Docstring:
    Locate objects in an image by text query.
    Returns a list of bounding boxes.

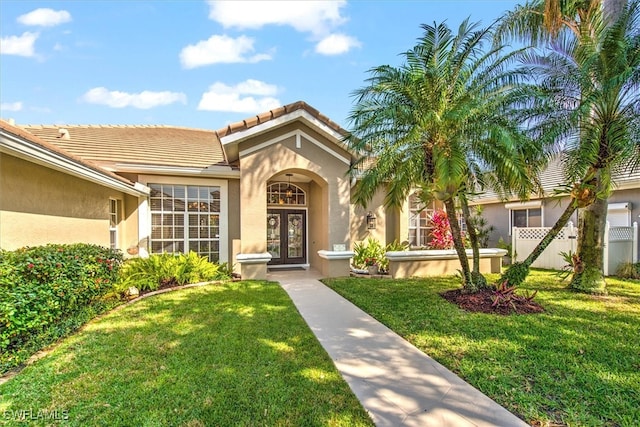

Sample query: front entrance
[267,209,306,265]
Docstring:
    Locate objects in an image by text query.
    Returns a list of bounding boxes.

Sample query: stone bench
[385,248,507,279]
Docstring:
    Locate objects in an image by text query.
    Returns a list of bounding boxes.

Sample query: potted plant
[365,257,378,275]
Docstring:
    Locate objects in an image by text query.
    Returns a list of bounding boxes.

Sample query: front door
[267,209,306,265]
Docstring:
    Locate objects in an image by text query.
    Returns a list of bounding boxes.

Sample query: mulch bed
[441,288,545,315]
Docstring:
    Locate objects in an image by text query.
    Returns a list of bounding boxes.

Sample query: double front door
[267,209,306,265]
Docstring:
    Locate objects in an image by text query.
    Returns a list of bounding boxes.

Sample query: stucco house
[2,101,422,279]
[469,157,640,267]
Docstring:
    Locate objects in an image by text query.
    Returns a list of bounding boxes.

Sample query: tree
[497,0,639,293]
[345,20,539,292]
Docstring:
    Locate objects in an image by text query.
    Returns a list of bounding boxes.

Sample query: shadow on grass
[0,281,373,427]
[323,273,640,427]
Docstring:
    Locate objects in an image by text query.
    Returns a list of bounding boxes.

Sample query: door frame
[267,208,308,267]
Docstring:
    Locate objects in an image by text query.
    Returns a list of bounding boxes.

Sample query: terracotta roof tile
[19,124,227,169]
[215,100,347,139]
[1,119,135,187]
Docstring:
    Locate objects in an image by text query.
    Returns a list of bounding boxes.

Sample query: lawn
[0,281,373,426]
[323,270,640,427]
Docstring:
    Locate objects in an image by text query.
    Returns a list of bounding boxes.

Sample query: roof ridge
[214,100,346,139]
[20,124,218,132]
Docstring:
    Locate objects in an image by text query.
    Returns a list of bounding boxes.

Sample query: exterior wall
[0,153,135,250]
[237,124,351,271]
[228,178,241,265]
[308,180,327,269]
[350,187,388,245]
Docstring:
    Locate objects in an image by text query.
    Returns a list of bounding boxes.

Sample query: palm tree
[498,0,640,293]
[345,19,540,292]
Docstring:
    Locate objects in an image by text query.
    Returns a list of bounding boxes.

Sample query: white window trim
[507,204,544,235]
[109,198,120,250]
[139,175,229,263]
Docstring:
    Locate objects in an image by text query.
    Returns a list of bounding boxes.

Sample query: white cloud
[207,1,360,55]
[80,87,187,109]
[18,8,72,27]
[198,79,281,113]
[208,0,346,36]
[0,101,23,112]
[315,33,361,55]
[0,32,39,57]
[180,34,271,69]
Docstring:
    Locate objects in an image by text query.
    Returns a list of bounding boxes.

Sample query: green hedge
[0,244,123,373]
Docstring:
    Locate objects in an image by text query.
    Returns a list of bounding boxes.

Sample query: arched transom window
[267,182,306,205]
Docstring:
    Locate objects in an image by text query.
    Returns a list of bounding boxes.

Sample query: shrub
[353,238,385,270]
[500,261,530,287]
[0,244,123,372]
[616,261,640,279]
[115,252,230,293]
[352,238,408,273]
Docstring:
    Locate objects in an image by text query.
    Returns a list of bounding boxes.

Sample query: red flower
[27,263,34,269]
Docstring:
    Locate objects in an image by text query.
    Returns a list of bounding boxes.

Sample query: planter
[367,265,379,275]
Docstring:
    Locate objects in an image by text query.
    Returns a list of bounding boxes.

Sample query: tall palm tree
[345,19,540,292]
[498,0,639,293]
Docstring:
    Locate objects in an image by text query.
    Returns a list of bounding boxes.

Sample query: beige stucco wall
[237,123,351,271]
[0,153,137,251]
[350,187,410,247]
[228,178,241,264]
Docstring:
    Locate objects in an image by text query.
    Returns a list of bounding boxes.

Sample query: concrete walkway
[268,269,529,427]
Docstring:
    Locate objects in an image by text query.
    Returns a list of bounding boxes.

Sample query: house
[469,156,640,265]
[2,101,418,279]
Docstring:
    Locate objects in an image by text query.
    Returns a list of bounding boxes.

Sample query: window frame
[144,175,229,263]
[109,198,121,250]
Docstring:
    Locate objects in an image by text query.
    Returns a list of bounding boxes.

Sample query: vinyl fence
[512,222,638,276]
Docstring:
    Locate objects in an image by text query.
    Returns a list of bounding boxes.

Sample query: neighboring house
[1,101,418,279]
[469,156,640,254]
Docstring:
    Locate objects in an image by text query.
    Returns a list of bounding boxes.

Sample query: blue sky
[0,1,522,130]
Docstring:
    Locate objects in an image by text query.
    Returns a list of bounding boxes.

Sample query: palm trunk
[501,198,578,286]
[444,198,475,291]
[460,198,480,274]
[569,184,608,294]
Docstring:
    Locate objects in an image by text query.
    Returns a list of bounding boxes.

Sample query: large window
[408,194,435,247]
[149,184,221,262]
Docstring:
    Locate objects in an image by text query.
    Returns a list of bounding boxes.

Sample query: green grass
[323,271,640,427]
[0,281,373,427]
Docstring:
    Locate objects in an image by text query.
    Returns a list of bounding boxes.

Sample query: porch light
[285,173,294,200]
[366,211,377,230]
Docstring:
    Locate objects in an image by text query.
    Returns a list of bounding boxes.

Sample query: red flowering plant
[364,257,377,267]
[427,210,465,249]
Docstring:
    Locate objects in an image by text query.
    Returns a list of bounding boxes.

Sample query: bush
[0,244,123,372]
[115,252,230,293]
[352,238,408,273]
[616,262,640,279]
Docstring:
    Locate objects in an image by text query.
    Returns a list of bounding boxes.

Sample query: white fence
[512,221,638,276]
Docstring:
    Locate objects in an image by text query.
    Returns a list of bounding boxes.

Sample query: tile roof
[19,124,227,169]
[471,156,640,203]
[215,100,347,139]
[1,119,135,187]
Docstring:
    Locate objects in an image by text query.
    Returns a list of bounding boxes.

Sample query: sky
[0,0,523,130]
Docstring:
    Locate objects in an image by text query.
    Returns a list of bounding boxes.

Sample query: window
[506,201,542,234]
[267,182,306,205]
[408,194,435,247]
[149,184,221,262]
[109,199,120,249]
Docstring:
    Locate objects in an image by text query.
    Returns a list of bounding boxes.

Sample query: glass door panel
[287,213,303,259]
[267,209,306,265]
[267,213,281,261]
